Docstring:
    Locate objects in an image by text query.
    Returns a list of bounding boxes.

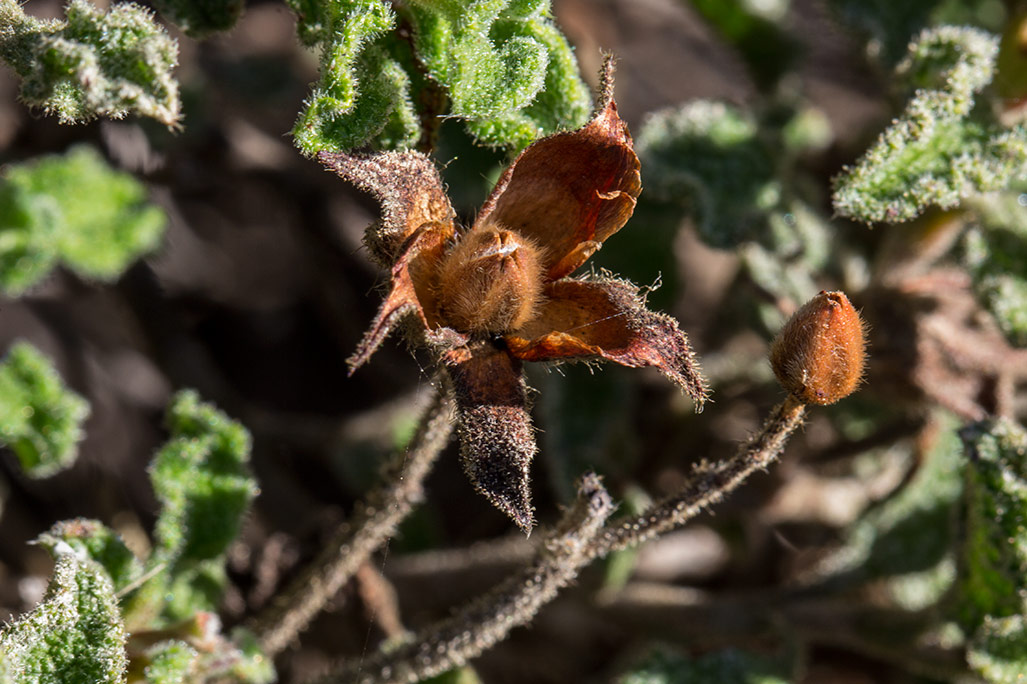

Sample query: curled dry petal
[346,226,452,373]
[445,343,537,534]
[505,278,709,408]
[318,151,456,262]
[319,151,457,373]
[475,100,641,282]
[770,290,867,405]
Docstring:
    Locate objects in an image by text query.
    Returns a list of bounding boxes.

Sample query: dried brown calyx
[320,60,708,533]
[770,290,867,405]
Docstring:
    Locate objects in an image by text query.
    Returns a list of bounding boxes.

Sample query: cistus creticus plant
[319,72,708,534]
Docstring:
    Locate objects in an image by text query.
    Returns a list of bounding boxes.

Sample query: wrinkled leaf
[0,546,127,684]
[0,342,89,478]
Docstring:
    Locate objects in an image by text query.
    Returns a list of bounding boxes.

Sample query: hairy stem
[322,473,615,684]
[588,394,807,559]
[252,381,455,656]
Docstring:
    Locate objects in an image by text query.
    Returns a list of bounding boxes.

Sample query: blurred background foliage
[2,0,1027,682]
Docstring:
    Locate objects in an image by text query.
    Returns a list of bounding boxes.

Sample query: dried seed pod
[770,291,867,405]
[436,223,545,334]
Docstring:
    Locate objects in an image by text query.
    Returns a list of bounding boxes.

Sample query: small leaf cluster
[290,0,590,155]
[0,145,166,296]
[833,26,1027,224]
[0,342,89,479]
[0,0,180,127]
[126,390,259,625]
[0,391,271,683]
[637,101,778,249]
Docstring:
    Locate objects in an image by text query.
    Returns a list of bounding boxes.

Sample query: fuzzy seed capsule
[770,290,867,405]
[435,224,545,334]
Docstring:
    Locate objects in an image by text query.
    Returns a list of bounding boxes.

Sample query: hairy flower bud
[770,291,867,405]
[436,224,544,334]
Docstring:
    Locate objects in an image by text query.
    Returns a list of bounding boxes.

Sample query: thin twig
[587,394,807,559]
[252,380,455,656]
[355,562,408,641]
[321,473,615,684]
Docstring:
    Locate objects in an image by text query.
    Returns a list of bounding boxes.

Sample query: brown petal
[444,343,537,535]
[319,151,456,263]
[505,278,709,407]
[474,100,641,282]
[347,225,450,373]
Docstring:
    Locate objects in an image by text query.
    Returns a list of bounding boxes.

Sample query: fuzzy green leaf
[963,193,1027,347]
[958,417,1027,629]
[0,545,127,684]
[127,390,257,624]
[617,644,791,684]
[291,0,419,155]
[636,100,778,248]
[0,146,167,296]
[0,342,89,479]
[969,614,1027,684]
[461,3,590,150]
[37,519,143,593]
[410,0,589,149]
[833,26,1027,224]
[149,0,243,38]
[290,0,588,153]
[0,0,180,126]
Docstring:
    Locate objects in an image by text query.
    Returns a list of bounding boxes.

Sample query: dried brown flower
[320,74,707,533]
[770,290,867,405]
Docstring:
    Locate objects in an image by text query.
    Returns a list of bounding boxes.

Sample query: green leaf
[958,417,1027,629]
[636,100,778,248]
[0,342,89,479]
[0,546,127,684]
[127,390,257,624]
[149,0,243,38]
[36,519,143,593]
[963,194,1027,348]
[410,0,590,149]
[969,614,1027,684]
[617,644,792,684]
[291,0,420,155]
[0,146,167,296]
[0,0,181,126]
[833,26,1027,224]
